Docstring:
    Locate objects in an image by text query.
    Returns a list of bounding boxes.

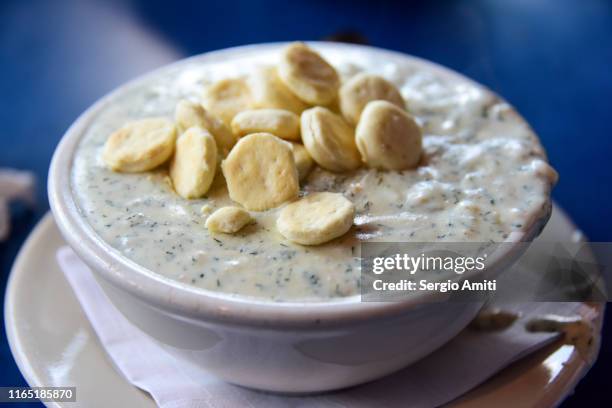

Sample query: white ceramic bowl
[48,43,551,393]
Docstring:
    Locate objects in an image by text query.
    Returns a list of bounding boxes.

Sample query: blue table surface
[1,0,610,406]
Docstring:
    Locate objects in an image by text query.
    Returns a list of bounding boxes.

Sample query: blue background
[1,0,610,406]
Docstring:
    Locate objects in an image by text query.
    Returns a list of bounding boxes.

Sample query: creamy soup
[71,46,556,301]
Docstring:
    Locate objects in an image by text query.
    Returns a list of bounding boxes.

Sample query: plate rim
[4,212,64,408]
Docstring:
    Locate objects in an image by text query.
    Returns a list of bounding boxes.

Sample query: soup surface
[71,45,556,301]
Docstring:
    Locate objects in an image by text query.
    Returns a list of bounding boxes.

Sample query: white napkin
[57,246,583,408]
[0,168,36,240]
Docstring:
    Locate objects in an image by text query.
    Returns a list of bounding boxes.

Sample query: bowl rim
[48,41,552,329]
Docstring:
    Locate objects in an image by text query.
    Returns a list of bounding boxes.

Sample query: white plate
[4,205,604,407]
